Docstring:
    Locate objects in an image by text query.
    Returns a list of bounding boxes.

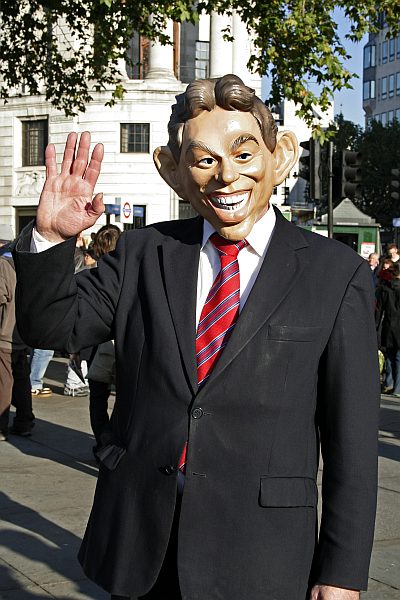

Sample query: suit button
[192,407,203,419]
[159,465,175,475]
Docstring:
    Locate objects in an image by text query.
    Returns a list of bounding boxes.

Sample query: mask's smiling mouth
[208,191,250,211]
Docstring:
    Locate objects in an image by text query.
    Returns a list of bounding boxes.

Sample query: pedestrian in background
[30,348,54,397]
[367,252,380,288]
[386,243,400,264]
[376,261,400,397]
[0,255,34,440]
[87,224,121,455]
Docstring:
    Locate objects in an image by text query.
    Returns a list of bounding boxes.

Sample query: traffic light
[299,138,322,200]
[391,168,400,201]
[341,150,362,199]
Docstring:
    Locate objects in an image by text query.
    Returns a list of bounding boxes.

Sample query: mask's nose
[216,158,240,185]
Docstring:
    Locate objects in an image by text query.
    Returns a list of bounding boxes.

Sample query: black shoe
[10,427,33,437]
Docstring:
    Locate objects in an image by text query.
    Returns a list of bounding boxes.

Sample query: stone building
[363,12,400,127]
[0,11,331,239]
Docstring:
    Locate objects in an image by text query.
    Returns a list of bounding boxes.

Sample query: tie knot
[210,233,248,258]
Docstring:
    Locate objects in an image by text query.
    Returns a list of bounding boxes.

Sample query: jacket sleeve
[313,259,380,590]
[13,221,127,353]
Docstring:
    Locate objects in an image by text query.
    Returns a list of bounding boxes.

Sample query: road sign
[105,203,121,215]
[120,200,133,224]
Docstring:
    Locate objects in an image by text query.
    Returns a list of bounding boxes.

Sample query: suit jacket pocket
[267,325,323,342]
[259,476,318,507]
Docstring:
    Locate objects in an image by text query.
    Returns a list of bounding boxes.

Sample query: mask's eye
[197,156,216,166]
[236,151,252,161]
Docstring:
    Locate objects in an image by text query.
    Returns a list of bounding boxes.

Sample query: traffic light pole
[327,141,333,239]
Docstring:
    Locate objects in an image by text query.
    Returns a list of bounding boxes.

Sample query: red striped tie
[178,233,248,473]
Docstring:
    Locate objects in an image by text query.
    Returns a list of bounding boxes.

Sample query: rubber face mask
[175,107,278,240]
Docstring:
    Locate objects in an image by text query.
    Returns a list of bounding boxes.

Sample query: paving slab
[1,360,400,598]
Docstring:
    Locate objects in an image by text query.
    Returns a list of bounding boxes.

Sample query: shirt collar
[201,205,276,257]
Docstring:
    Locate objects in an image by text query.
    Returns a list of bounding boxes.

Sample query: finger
[61,132,78,175]
[72,131,91,178]
[89,193,105,218]
[84,143,104,189]
[45,143,57,179]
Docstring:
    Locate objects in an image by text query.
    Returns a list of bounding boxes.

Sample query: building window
[397,35,400,59]
[381,112,387,126]
[396,108,400,122]
[389,38,395,61]
[22,119,48,167]
[363,45,376,68]
[396,73,400,95]
[179,200,197,219]
[382,76,387,100]
[363,80,375,100]
[120,123,150,153]
[389,74,395,98]
[126,32,149,79]
[195,41,210,80]
[388,110,394,124]
[382,40,388,64]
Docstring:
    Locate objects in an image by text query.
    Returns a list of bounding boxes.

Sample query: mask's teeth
[210,192,249,208]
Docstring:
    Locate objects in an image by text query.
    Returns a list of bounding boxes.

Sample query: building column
[145,19,176,80]
[209,12,233,78]
[232,11,252,85]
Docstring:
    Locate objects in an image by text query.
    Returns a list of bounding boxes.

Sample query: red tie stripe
[178,233,248,473]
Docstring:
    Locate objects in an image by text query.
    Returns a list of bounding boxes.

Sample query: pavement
[0,357,400,599]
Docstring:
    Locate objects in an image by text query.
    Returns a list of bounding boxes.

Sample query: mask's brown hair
[167,74,278,163]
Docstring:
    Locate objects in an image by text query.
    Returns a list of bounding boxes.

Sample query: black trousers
[0,349,34,434]
[111,496,182,600]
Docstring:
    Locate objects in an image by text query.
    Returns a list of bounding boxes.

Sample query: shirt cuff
[31,228,61,253]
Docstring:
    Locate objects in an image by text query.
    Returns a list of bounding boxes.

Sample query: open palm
[36,131,105,242]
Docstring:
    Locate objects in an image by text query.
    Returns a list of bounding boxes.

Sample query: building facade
[0,11,330,239]
[363,13,400,127]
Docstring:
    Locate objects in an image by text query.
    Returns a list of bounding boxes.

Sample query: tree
[359,120,400,228]
[1,0,400,135]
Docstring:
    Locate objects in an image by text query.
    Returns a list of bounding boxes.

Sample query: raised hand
[36,131,105,242]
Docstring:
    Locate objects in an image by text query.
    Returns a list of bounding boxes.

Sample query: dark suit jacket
[14,209,380,600]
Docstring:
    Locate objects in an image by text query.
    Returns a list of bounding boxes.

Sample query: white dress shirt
[32,205,276,322]
[196,206,276,325]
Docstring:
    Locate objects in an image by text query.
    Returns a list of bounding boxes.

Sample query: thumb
[90,193,105,216]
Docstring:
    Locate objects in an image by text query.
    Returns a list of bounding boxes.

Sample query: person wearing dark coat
[376,261,400,396]
[13,75,379,600]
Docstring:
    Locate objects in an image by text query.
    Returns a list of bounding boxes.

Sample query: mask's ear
[153,146,183,196]
[273,130,299,186]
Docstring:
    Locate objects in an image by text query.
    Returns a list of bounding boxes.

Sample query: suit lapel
[161,217,203,394]
[207,209,310,386]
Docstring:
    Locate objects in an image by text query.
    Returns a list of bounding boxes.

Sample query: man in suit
[13,75,379,600]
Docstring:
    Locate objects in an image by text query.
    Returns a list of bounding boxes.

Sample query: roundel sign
[121,200,133,223]
[123,202,132,219]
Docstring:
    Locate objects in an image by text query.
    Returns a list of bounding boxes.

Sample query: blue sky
[333,10,367,127]
[261,9,368,128]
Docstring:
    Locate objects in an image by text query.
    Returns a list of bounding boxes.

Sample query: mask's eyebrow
[185,140,217,156]
[230,134,259,153]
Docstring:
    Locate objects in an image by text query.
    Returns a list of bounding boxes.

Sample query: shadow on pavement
[379,401,400,463]
[6,418,99,478]
[0,492,97,599]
